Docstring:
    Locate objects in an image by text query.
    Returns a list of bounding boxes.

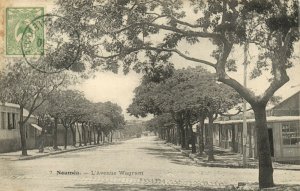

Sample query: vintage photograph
[0,0,299,190]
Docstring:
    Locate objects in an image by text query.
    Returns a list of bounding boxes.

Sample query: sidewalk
[166,142,300,171]
[0,142,116,161]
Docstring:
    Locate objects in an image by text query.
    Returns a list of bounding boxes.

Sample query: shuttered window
[282,122,300,145]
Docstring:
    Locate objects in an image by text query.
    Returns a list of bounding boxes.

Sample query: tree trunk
[172,127,176,144]
[19,108,27,156]
[184,125,189,150]
[93,127,96,145]
[186,112,196,153]
[191,131,196,153]
[167,128,170,142]
[82,123,87,146]
[39,126,46,153]
[180,126,186,149]
[19,122,28,156]
[169,128,172,143]
[110,131,113,142]
[205,124,209,146]
[64,126,68,149]
[198,115,205,156]
[253,104,274,188]
[77,123,82,146]
[97,129,100,144]
[53,117,58,150]
[70,124,76,146]
[105,134,108,142]
[160,128,164,139]
[177,126,181,145]
[89,126,92,145]
[207,114,214,161]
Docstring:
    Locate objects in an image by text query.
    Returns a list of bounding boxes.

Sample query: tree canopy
[128,66,240,121]
[0,60,69,155]
[0,61,68,120]
[55,1,299,106]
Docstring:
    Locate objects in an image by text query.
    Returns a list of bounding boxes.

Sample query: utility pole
[243,42,249,167]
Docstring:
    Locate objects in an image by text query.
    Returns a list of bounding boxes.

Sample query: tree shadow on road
[139,145,199,167]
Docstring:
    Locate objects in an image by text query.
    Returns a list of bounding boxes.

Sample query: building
[209,91,300,162]
[0,103,41,153]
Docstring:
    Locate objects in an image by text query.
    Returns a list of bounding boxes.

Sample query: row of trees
[0,61,125,155]
[128,66,241,160]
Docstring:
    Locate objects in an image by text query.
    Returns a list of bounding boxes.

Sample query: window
[12,113,16,129]
[1,112,5,129]
[7,113,16,130]
[282,122,300,145]
[7,113,12,129]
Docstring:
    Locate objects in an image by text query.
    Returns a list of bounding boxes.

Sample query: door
[268,128,274,157]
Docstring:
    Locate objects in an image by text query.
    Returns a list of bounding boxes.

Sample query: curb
[165,143,300,171]
[17,142,116,161]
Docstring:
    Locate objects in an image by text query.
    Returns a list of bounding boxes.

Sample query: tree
[128,66,240,160]
[122,120,146,138]
[101,101,125,142]
[80,101,125,145]
[57,0,299,188]
[33,74,76,150]
[33,102,55,153]
[0,61,66,155]
[86,102,110,144]
[59,90,91,148]
[40,96,61,150]
[146,113,174,141]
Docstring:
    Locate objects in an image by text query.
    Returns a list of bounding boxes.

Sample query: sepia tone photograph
[0,0,299,190]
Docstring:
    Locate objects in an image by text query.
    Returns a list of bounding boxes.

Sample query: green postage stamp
[6,7,44,55]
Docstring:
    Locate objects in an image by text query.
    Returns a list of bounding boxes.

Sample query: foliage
[45,90,92,128]
[91,101,125,135]
[56,0,299,106]
[145,113,174,132]
[0,61,68,123]
[122,120,146,138]
[128,66,241,123]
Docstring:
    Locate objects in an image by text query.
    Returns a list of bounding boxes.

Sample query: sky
[1,0,300,121]
[75,70,145,120]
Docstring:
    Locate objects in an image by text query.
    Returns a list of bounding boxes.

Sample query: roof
[215,116,300,125]
[0,102,35,117]
[220,90,300,119]
[270,90,300,111]
[31,123,42,131]
[1,102,20,108]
